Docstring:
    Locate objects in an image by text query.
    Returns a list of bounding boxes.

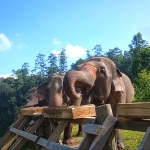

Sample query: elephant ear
[112,68,124,92]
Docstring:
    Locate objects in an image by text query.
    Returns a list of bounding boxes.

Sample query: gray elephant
[27,73,83,144]
[63,56,134,149]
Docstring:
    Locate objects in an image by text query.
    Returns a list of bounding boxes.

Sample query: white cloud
[0,74,17,79]
[0,33,12,51]
[52,50,60,57]
[52,38,61,45]
[65,44,86,60]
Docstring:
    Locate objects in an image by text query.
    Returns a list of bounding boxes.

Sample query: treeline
[0,32,150,136]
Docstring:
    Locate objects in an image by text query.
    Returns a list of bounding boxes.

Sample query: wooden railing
[0,102,150,150]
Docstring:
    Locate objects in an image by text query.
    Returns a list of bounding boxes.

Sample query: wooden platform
[20,104,96,119]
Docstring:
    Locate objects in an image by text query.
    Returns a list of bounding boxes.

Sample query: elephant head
[63,57,124,105]
[33,73,68,107]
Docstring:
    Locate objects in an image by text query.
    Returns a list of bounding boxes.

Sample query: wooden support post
[0,115,31,150]
[138,127,150,150]
[94,104,117,150]
[89,115,117,150]
[41,119,69,150]
[9,117,44,150]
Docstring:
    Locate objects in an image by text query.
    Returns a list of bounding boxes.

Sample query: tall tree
[33,53,47,77]
[86,49,91,58]
[58,48,68,73]
[129,32,149,79]
[92,45,103,56]
[47,53,58,74]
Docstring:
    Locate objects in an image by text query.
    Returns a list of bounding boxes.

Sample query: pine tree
[58,48,68,73]
[33,53,47,77]
[47,53,58,74]
[92,45,103,56]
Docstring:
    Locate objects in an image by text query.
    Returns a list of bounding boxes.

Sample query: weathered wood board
[43,104,96,119]
[20,104,96,119]
[117,102,150,119]
[20,106,48,115]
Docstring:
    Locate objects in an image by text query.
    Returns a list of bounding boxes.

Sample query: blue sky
[0,0,150,78]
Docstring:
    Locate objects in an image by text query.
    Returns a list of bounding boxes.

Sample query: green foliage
[92,45,103,56]
[71,58,84,70]
[133,70,150,102]
[33,53,47,77]
[47,53,58,74]
[58,48,68,73]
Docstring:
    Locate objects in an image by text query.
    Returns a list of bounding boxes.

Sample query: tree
[129,32,149,79]
[33,53,47,77]
[58,48,68,73]
[47,53,58,74]
[71,58,84,70]
[133,70,150,102]
[92,45,103,56]
[86,49,91,58]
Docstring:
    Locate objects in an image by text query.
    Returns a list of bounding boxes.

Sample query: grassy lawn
[121,130,144,150]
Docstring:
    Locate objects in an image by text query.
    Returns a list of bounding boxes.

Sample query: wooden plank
[89,115,117,150]
[138,127,150,150]
[68,117,95,124]
[9,127,38,141]
[9,117,44,150]
[116,120,150,132]
[0,115,31,149]
[94,104,116,150]
[43,104,96,119]
[41,119,69,150]
[117,102,150,119]
[20,106,47,116]
[37,138,75,150]
[83,124,102,135]
[77,118,98,150]
[5,127,75,150]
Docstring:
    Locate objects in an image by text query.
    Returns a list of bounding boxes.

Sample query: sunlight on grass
[121,130,144,150]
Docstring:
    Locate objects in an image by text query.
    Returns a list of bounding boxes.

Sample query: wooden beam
[41,119,69,150]
[8,127,75,150]
[116,120,150,132]
[20,107,47,116]
[0,115,31,149]
[138,127,150,150]
[89,115,117,150]
[93,104,116,150]
[43,104,96,119]
[83,124,102,135]
[9,117,44,150]
[37,138,75,150]
[117,102,150,119]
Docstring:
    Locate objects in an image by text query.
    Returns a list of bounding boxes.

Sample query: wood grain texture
[117,102,150,119]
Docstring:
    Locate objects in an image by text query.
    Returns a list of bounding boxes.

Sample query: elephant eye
[99,68,106,76]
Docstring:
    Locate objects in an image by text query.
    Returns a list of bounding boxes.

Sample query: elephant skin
[63,56,134,149]
[27,73,82,145]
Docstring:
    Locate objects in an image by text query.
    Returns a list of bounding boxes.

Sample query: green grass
[121,130,144,150]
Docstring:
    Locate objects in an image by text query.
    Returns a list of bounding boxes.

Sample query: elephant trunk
[63,64,97,101]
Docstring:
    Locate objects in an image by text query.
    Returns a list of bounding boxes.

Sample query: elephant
[26,73,83,144]
[63,56,134,149]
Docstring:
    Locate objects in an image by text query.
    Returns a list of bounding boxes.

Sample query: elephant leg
[115,129,124,150]
[62,123,74,145]
[76,124,83,136]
